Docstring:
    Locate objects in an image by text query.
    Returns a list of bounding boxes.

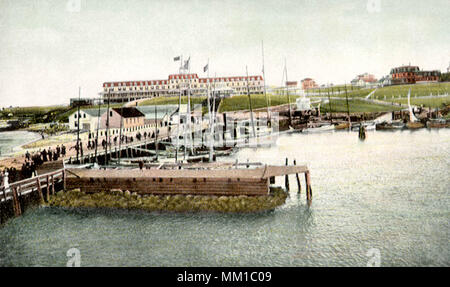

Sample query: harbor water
[0,129,449,266]
[0,131,41,158]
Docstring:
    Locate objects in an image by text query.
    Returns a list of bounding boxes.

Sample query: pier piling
[305,171,312,206]
[46,175,50,201]
[51,175,55,195]
[285,158,290,192]
[36,177,44,203]
[294,159,301,194]
[12,186,21,217]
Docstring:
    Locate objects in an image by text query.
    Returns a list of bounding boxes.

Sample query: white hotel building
[100,73,264,103]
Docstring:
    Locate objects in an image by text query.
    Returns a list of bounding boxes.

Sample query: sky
[0,0,449,107]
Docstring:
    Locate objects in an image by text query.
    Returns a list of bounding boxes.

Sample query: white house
[68,108,107,131]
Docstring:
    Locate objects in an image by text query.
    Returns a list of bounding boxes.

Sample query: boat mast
[206,60,214,162]
[155,105,159,161]
[284,58,292,127]
[345,83,351,129]
[246,66,256,138]
[76,86,81,163]
[95,96,101,163]
[262,40,270,126]
[175,55,182,163]
[105,89,111,165]
[187,58,194,156]
[327,83,332,124]
[118,103,123,165]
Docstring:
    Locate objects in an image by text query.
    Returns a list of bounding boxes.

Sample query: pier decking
[65,163,311,198]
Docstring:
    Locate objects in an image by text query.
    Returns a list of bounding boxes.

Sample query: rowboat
[303,124,334,133]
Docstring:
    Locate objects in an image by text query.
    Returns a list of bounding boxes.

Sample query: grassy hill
[219,93,298,113]
[319,99,403,113]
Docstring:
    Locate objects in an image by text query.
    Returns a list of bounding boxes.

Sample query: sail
[407,88,419,122]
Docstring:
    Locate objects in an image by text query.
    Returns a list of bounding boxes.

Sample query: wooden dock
[1,160,313,225]
[1,169,65,222]
[65,162,312,202]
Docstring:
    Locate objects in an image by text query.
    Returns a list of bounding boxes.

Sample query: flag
[183,57,190,70]
[203,64,208,73]
[174,56,180,61]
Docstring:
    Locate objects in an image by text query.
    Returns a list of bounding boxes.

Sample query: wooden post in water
[51,175,55,195]
[12,186,21,217]
[36,177,44,203]
[285,158,290,192]
[305,170,312,206]
[46,175,50,201]
[62,170,66,191]
[1,186,5,224]
[294,159,301,194]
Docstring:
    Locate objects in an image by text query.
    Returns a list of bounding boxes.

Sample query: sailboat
[405,88,424,129]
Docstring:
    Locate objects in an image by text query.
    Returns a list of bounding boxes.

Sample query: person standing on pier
[42,148,48,162]
[25,150,30,161]
[79,141,84,157]
[56,145,61,158]
[30,160,36,177]
[61,144,66,157]
[48,147,53,162]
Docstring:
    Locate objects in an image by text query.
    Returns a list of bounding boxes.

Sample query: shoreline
[0,130,42,158]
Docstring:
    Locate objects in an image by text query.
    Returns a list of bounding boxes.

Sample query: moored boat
[303,124,334,133]
[426,118,450,128]
[376,120,405,130]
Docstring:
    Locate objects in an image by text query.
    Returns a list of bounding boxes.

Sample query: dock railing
[1,169,65,217]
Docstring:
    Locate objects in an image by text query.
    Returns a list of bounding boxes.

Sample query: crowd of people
[83,131,156,152]
[2,130,160,185]
[1,144,66,184]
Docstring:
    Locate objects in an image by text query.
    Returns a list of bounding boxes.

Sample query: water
[0,129,449,266]
[0,131,41,158]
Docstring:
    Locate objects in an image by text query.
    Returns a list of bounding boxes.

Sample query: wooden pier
[65,161,313,204]
[65,135,171,165]
[1,160,313,225]
[0,169,65,223]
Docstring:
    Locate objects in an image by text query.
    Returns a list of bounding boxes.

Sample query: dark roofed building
[112,107,145,118]
[100,107,145,129]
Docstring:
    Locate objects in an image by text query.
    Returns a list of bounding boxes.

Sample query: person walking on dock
[61,144,66,157]
[42,148,48,162]
[56,145,61,158]
[48,147,53,162]
[80,141,83,157]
